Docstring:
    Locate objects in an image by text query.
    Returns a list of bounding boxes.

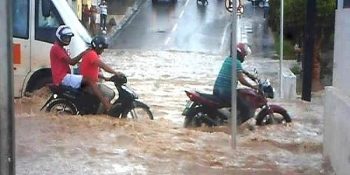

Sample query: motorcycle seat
[197,92,228,107]
[48,84,81,95]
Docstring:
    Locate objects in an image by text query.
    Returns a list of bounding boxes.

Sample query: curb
[106,0,144,39]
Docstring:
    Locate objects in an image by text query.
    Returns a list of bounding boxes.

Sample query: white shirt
[264,0,269,7]
[99,4,107,15]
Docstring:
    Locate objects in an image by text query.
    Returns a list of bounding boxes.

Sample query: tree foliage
[268,0,336,43]
[268,0,336,90]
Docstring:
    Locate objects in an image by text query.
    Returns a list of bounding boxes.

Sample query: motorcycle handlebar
[108,73,127,86]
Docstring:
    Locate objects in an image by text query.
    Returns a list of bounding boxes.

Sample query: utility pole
[0,0,15,174]
[230,0,237,150]
[225,0,237,149]
[302,0,316,101]
[279,0,284,98]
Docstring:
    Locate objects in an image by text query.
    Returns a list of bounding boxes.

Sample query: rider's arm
[67,49,88,65]
[98,71,108,81]
[242,70,256,81]
[98,60,124,78]
[238,72,258,90]
[98,60,117,74]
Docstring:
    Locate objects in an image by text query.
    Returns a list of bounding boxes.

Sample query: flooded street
[15,51,328,174]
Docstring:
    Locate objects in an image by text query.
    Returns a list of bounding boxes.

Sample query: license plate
[182,101,194,116]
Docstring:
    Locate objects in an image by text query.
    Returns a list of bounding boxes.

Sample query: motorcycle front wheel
[45,99,78,115]
[256,108,292,125]
[184,115,201,128]
[123,101,154,120]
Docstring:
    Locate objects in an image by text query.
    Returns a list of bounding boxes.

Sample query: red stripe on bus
[13,44,21,64]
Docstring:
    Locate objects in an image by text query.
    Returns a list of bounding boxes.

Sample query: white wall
[323,8,350,175]
[324,87,350,175]
[332,9,350,94]
[282,69,296,99]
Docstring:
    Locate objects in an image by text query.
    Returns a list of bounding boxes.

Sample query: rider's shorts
[62,74,83,89]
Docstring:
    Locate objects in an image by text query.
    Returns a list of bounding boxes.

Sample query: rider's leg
[237,92,254,124]
[213,87,231,105]
[82,78,112,112]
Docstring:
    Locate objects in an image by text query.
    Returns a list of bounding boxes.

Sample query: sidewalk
[93,0,144,39]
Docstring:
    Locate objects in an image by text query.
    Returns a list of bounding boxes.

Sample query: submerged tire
[127,101,154,120]
[256,108,292,125]
[183,107,216,128]
[184,114,201,128]
[46,99,78,115]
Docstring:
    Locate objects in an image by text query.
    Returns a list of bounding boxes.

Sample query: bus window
[35,0,63,43]
[345,0,350,8]
[13,0,29,39]
[38,13,60,28]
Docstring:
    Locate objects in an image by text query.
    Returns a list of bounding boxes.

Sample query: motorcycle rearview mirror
[253,68,259,77]
[42,0,51,17]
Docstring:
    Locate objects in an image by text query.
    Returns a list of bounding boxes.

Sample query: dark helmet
[91,36,108,54]
[236,43,251,62]
[56,25,74,45]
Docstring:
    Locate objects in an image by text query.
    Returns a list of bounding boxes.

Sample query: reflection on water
[16,51,330,174]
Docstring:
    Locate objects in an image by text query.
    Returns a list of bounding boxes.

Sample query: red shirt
[80,50,100,82]
[50,42,71,85]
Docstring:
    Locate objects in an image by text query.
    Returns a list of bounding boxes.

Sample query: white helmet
[55,25,74,45]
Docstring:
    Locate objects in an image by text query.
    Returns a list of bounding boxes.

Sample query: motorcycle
[182,70,291,127]
[196,0,208,6]
[249,0,266,8]
[40,74,154,120]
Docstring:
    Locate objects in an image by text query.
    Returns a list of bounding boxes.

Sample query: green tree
[268,0,336,91]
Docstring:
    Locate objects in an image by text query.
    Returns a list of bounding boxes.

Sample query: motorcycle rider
[80,36,123,112]
[213,43,258,124]
[50,25,88,89]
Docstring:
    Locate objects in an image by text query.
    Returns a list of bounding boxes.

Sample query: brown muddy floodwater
[15,50,332,174]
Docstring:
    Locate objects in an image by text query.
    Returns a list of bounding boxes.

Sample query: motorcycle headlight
[262,80,274,99]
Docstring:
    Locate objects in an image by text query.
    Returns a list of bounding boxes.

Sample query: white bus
[13,0,91,97]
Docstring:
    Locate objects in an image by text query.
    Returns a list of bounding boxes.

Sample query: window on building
[13,0,29,39]
[345,0,350,8]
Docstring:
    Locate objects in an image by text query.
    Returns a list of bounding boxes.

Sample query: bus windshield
[52,0,91,44]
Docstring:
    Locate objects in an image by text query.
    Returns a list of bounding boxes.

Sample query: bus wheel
[26,76,52,94]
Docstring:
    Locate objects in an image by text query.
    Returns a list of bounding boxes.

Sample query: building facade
[323,0,350,174]
[66,0,99,20]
